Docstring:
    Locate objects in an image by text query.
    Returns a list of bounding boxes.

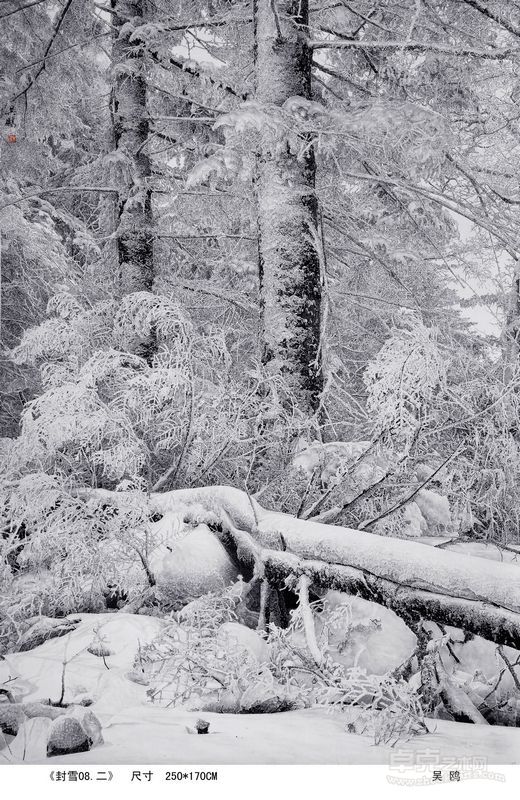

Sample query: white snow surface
[2,611,520,765]
[4,705,520,765]
[0,613,166,708]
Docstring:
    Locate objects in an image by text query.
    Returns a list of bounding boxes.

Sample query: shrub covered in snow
[135,583,427,745]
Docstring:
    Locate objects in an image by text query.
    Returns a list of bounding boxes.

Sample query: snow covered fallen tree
[79,485,520,649]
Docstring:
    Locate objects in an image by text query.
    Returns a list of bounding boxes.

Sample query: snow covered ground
[3,705,520,765]
[2,612,520,765]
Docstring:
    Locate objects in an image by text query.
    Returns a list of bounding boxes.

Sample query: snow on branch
[309,39,518,60]
[78,484,520,648]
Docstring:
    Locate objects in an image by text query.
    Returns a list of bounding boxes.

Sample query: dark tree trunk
[254,0,322,413]
[111,0,154,304]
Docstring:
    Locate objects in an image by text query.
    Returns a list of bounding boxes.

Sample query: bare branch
[359,445,464,531]
[458,0,520,39]
[0,0,50,20]
[6,0,75,110]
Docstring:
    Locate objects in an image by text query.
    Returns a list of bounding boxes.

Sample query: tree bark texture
[255,0,322,413]
[112,0,154,297]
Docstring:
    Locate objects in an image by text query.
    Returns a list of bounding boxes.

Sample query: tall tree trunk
[254,0,322,413]
[111,0,154,315]
[504,264,520,381]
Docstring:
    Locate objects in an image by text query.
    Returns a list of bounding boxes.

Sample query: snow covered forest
[3,0,520,767]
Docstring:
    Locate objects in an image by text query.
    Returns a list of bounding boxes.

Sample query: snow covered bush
[135,583,427,745]
[133,583,303,713]
[5,288,317,496]
[0,477,153,653]
[267,593,427,745]
[0,286,324,641]
[364,311,445,441]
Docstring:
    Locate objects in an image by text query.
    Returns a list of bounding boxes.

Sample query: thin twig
[298,575,322,665]
[359,445,464,530]
[497,646,520,692]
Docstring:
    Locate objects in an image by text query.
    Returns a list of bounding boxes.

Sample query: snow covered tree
[110,0,155,360]
[254,0,322,413]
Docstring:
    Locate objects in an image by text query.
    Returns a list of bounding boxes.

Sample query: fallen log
[261,550,520,649]
[80,485,520,648]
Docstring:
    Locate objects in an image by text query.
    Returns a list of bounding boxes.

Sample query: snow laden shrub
[133,583,304,713]
[299,312,450,535]
[364,311,445,441]
[437,354,520,545]
[136,584,427,745]
[1,289,320,633]
[8,290,225,485]
[266,314,452,528]
[0,477,155,653]
[6,289,314,493]
[268,598,427,746]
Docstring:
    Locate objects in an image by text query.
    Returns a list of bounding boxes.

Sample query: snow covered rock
[66,706,103,747]
[0,703,25,736]
[47,715,91,758]
[200,676,302,715]
[2,702,104,760]
[216,622,269,665]
[238,680,303,714]
[152,524,239,607]
[317,592,416,674]
[17,616,80,652]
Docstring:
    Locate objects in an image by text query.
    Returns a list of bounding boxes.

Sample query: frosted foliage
[11,376,143,480]
[46,291,84,320]
[5,290,244,484]
[11,293,114,375]
[186,150,248,189]
[136,585,425,743]
[207,97,446,185]
[292,439,387,490]
[364,313,444,436]
[214,102,270,135]
[21,380,110,454]
[270,601,426,745]
[3,0,520,758]
[113,292,192,348]
[134,585,266,708]
[11,318,83,367]
[0,478,159,650]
